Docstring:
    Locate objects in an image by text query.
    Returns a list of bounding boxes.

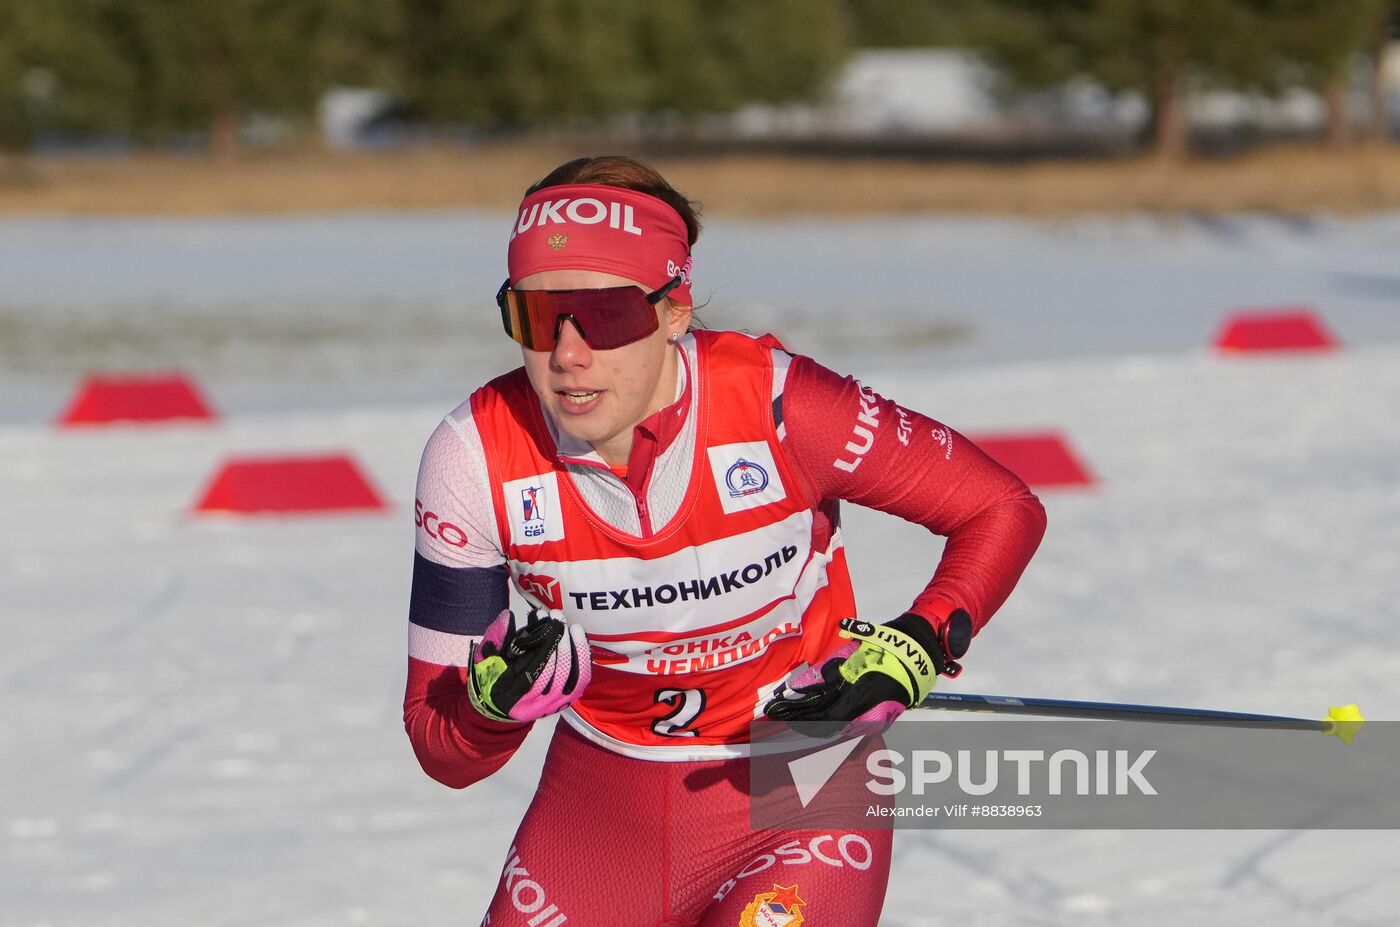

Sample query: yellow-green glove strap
[467,642,514,722]
[837,619,938,706]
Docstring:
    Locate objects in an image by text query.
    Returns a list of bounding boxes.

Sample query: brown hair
[526,156,702,248]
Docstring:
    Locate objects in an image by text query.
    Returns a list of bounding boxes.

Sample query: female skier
[404,155,1046,926]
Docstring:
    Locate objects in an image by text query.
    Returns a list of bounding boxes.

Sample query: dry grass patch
[3,143,1400,217]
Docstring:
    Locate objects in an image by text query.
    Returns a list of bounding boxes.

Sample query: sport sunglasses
[497,275,684,351]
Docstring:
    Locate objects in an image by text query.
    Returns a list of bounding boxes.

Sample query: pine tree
[921,0,1386,157]
[3,0,852,154]
[1263,0,1389,149]
[0,0,138,151]
[388,0,851,127]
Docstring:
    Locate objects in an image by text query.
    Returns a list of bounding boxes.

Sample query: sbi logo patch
[503,472,565,545]
[707,442,786,515]
[520,485,545,537]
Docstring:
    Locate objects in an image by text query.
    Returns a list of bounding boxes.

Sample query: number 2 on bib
[651,688,706,737]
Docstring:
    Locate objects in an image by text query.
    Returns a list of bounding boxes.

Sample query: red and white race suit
[403,329,1046,924]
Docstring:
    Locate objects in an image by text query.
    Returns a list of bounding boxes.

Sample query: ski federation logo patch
[740,883,806,927]
[503,472,565,544]
[707,442,786,515]
[725,458,769,497]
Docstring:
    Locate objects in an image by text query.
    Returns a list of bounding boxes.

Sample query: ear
[665,303,692,339]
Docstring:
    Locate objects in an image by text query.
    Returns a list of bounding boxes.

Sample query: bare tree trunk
[1374,26,1393,143]
[206,39,240,164]
[1325,69,1351,150]
[210,101,240,164]
[1151,47,1187,161]
[1373,56,1390,141]
[0,146,34,187]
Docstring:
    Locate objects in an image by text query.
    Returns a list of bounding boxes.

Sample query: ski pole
[918,692,1366,744]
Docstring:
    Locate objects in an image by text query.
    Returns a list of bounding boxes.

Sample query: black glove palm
[765,611,970,737]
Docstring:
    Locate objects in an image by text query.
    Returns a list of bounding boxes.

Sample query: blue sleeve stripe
[408,553,509,636]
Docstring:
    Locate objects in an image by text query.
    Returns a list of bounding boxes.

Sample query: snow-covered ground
[4,210,1400,419]
[2,211,1397,926]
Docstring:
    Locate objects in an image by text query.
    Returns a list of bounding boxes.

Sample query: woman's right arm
[403,411,532,789]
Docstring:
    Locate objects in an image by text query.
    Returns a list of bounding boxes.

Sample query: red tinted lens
[501,286,660,350]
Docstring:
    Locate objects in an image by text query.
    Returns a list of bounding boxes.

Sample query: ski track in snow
[2,212,1399,926]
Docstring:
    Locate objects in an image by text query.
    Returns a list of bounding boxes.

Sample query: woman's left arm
[779,354,1048,637]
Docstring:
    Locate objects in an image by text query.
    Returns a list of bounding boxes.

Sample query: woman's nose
[550,317,592,369]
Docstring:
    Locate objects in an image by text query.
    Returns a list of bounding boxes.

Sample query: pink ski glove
[467,609,592,723]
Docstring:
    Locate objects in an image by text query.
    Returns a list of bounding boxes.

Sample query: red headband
[507,184,693,306]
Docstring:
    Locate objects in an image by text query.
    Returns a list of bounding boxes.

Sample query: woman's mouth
[556,389,604,414]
